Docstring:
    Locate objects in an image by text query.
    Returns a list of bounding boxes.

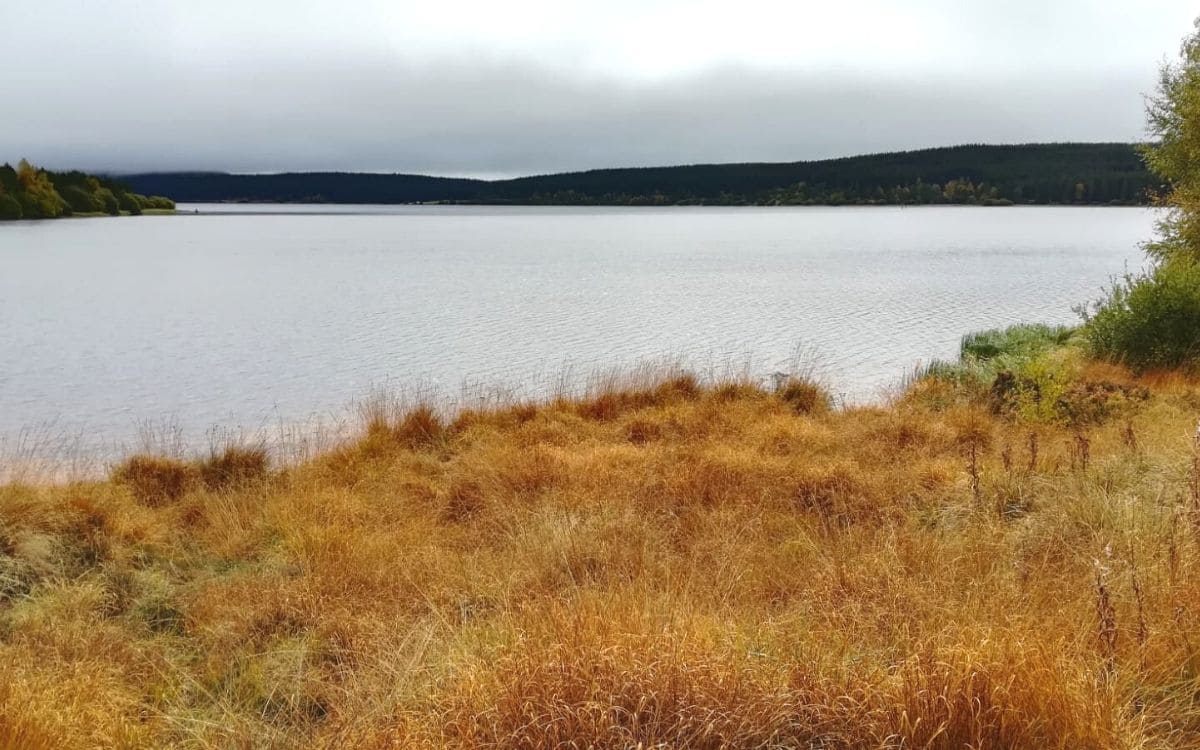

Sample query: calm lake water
[1,204,1155,464]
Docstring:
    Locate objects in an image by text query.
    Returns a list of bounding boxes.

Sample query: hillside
[119,171,483,206]
[121,143,1156,206]
[0,160,174,220]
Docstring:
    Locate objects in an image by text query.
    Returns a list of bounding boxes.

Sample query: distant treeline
[0,160,175,221]
[122,143,1157,207]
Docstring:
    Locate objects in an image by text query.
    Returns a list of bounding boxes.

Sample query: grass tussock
[111,454,196,505]
[775,375,832,415]
[4,359,1200,748]
[110,444,272,505]
[198,444,270,491]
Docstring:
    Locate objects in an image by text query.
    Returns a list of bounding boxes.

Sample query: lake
[0,204,1155,467]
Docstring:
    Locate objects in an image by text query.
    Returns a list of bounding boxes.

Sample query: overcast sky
[2,1,1197,177]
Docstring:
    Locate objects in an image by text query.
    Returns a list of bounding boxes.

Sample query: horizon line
[106,140,1145,183]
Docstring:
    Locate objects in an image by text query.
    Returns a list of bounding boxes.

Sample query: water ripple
[0,205,1155,455]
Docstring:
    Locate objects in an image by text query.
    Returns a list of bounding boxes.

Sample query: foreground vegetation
[2,334,1200,748]
[123,143,1153,206]
[0,160,174,221]
[7,17,1200,750]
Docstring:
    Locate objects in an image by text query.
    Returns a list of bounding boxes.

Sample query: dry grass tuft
[198,444,270,491]
[441,477,487,522]
[389,602,1126,750]
[395,404,447,449]
[775,376,831,415]
[0,681,60,750]
[623,416,663,445]
[110,454,196,505]
[573,373,701,421]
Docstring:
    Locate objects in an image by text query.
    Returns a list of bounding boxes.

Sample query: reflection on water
[1,204,1154,463]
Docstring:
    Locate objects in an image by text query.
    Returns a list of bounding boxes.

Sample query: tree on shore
[15,159,67,219]
[1086,18,1200,368]
[0,189,20,220]
[0,159,173,221]
[1143,19,1200,262]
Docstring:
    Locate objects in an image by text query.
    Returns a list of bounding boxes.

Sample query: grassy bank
[2,334,1200,748]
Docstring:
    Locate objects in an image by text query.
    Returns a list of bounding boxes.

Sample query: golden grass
[2,368,1200,748]
[111,455,196,506]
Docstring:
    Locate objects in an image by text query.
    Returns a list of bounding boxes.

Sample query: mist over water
[1,205,1154,463]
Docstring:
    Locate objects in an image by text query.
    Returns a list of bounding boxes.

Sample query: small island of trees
[0,159,175,221]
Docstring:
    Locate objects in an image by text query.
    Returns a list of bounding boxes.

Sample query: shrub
[1084,259,1200,370]
[0,193,21,220]
[142,195,175,210]
[111,455,197,505]
[988,367,1149,425]
[0,164,16,195]
[61,185,102,214]
[18,191,64,219]
[1054,379,1150,426]
[96,188,120,216]
[985,356,1070,423]
[117,191,143,215]
[1086,18,1200,369]
[919,324,1079,407]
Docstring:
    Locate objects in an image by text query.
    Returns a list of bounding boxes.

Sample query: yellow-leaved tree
[15,159,67,219]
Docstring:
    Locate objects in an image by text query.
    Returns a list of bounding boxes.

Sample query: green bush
[0,193,21,220]
[1084,259,1200,370]
[1088,17,1200,370]
[0,164,16,195]
[96,187,120,216]
[117,191,143,215]
[18,192,63,219]
[62,184,102,214]
[141,195,175,210]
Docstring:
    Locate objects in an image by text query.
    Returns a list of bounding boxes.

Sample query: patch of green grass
[920,324,1078,383]
[915,323,1151,426]
[960,323,1076,364]
[913,324,1092,422]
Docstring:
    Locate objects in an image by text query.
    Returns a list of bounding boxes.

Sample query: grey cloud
[0,55,1154,176]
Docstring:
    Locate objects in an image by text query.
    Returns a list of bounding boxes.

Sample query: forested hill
[122,143,1156,207]
[0,160,174,220]
[120,171,483,205]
